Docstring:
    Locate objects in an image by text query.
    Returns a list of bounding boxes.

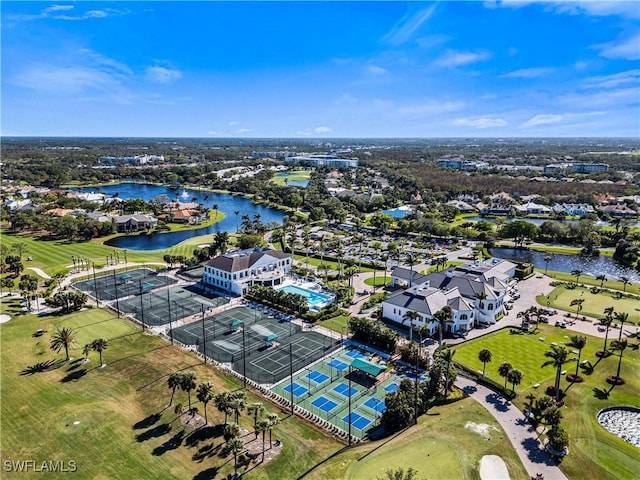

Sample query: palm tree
[167,372,183,407]
[596,274,606,288]
[478,349,493,377]
[402,310,421,343]
[228,391,246,424]
[542,345,575,402]
[267,413,279,447]
[498,362,513,390]
[619,276,630,293]
[433,306,453,348]
[543,255,552,275]
[614,311,629,342]
[611,339,628,383]
[247,402,265,436]
[542,405,563,429]
[226,436,244,475]
[440,347,456,394]
[571,269,583,284]
[180,372,197,411]
[82,344,91,360]
[91,338,108,367]
[570,298,584,319]
[507,368,524,393]
[256,418,270,461]
[196,382,214,425]
[212,203,219,220]
[569,335,587,380]
[11,242,28,260]
[371,241,382,290]
[50,327,76,361]
[234,210,240,233]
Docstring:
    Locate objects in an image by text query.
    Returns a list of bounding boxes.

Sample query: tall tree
[402,310,421,343]
[167,372,183,407]
[612,339,628,383]
[478,349,493,378]
[498,362,512,390]
[50,327,76,361]
[267,413,280,447]
[543,255,552,275]
[569,335,587,380]
[196,382,214,425]
[542,345,575,402]
[227,436,244,476]
[180,372,197,411]
[91,338,108,367]
[247,402,265,436]
[596,274,606,288]
[433,306,453,348]
[614,311,629,342]
[570,298,585,319]
[507,368,524,393]
[571,269,583,284]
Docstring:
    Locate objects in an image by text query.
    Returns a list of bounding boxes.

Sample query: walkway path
[455,376,569,480]
[27,267,51,280]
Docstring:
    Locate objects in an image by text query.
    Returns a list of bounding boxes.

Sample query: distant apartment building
[286,154,358,168]
[436,156,488,170]
[570,163,609,174]
[99,154,164,165]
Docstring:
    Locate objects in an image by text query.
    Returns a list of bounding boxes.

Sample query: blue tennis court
[384,383,399,392]
[364,397,386,413]
[333,382,358,397]
[343,412,372,430]
[307,370,329,383]
[345,350,365,359]
[311,396,338,412]
[283,382,308,397]
[328,359,348,371]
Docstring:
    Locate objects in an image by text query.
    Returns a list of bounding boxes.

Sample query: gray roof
[419,271,498,300]
[390,266,429,285]
[205,248,291,273]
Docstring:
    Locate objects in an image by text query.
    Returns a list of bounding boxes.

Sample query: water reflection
[490,247,639,284]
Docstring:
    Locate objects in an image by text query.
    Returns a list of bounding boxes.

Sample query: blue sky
[2,1,639,137]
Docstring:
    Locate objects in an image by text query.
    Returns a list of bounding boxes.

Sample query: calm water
[490,247,639,284]
[75,183,284,250]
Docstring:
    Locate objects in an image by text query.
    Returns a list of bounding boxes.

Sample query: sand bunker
[480,455,510,480]
[0,314,11,324]
[465,421,497,440]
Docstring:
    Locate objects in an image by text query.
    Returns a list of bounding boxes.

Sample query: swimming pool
[276,284,332,307]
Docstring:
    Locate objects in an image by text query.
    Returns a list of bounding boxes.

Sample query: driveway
[456,376,569,480]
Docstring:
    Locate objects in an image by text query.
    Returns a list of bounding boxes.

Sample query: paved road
[456,376,569,480]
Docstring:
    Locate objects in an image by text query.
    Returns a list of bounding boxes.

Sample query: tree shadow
[133,412,162,430]
[60,369,87,383]
[184,425,224,448]
[592,387,610,400]
[520,437,557,466]
[485,392,511,412]
[461,384,477,395]
[192,466,220,480]
[136,423,172,442]
[20,359,66,375]
[192,442,223,463]
[579,361,594,376]
[66,359,85,371]
[152,429,185,456]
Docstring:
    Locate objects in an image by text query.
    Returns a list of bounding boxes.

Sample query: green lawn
[317,314,350,335]
[0,229,216,276]
[364,275,390,287]
[271,170,311,186]
[305,398,528,480]
[453,325,640,480]
[0,301,343,479]
[161,210,224,232]
[543,270,640,296]
[293,255,375,272]
[537,285,640,324]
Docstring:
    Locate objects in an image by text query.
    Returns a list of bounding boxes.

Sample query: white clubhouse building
[202,248,292,295]
[382,259,516,336]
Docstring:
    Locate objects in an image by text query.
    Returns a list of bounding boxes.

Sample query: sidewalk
[456,376,569,480]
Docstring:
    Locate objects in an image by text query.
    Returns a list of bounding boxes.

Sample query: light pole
[111,269,120,317]
[92,262,100,307]
[138,280,146,331]
[242,323,247,388]
[348,366,352,445]
[289,342,294,414]
[201,305,207,364]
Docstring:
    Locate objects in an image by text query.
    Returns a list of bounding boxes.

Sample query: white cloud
[208,131,218,135]
[383,5,437,45]
[46,5,75,13]
[453,117,508,128]
[584,70,640,89]
[521,114,563,127]
[594,34,640,60]
[415,34,451,48]
[366,64,388,76]
[145,66,182,84]
[313,126,332,134]
[501,67,556,78]
[15,65,122,94]
[489,1,640,19]
[235,128,252,134]
[435,50,491,67]
[229,121,238,126]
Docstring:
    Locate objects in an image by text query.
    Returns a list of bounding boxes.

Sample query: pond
[490,247,639,284]
[74,183,285,250]
[272,172,309,188]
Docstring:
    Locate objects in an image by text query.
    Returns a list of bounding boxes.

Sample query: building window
[488,304,494,311]
[460,314,467,320]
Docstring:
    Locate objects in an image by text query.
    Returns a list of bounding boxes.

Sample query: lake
[74,183,285,250]
[490,247,639,284]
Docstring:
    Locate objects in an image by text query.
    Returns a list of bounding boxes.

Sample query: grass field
[0,229,216,276]
[538,285,640,324]
[317,314,350,335]
[543,270,640,296]
[453,325,640,480]
[364,276,390,287]
[304,398,528,480]
[271,170,311,186]
[0,300,343,479]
